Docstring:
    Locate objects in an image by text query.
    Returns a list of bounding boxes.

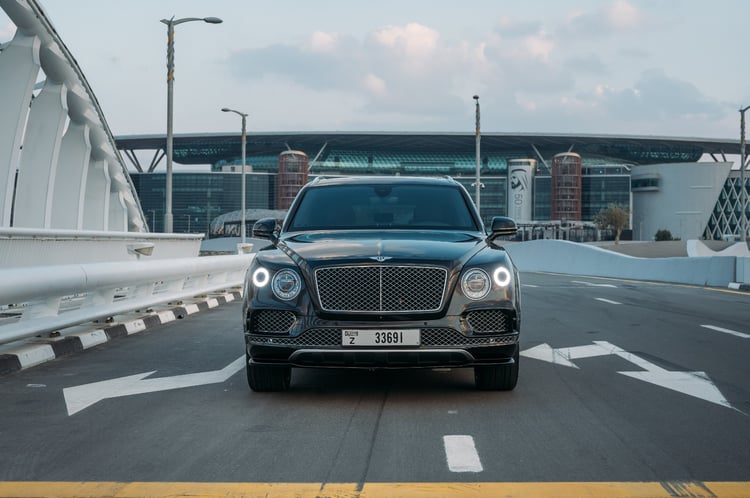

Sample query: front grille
[466,310,510,334]
[247,328,518,347]
[315,265,447,313]
[250,310,296,334]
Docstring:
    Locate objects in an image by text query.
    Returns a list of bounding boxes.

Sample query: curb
[0,291,242,377]
[728,282,750,291]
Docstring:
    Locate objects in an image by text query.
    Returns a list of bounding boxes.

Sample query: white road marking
[521,341,734,410]
[520,342,620,369]
[595,298,622,305]
[700,324,750,339]
[443,435,483,473]
[572,280,618,288]
[523,284,539,288]
[63,356,245,416]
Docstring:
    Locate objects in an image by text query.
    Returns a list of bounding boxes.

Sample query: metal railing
[0,254,254,346]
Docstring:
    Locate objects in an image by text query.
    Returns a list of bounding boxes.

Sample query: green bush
[654,229,674,241]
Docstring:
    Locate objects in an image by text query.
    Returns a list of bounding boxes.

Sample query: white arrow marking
[63,356,245,416]
[521,341,734,410]
[521,342,620,369]
[572,280,618,288]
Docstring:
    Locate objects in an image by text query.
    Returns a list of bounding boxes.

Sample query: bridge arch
[0,0,146,232]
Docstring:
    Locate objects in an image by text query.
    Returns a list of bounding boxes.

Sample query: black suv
[243,176,521,391]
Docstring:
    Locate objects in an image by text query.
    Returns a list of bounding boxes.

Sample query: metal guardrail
[0,254,254,346]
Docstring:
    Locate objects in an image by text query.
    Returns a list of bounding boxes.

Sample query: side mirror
[488,216,517,242]
[252,218,278,242]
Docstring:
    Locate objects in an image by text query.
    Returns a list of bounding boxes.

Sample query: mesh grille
[466,310,510,334]
[315,265,447,312]
[251,310,296,334]
[247,328,517,347]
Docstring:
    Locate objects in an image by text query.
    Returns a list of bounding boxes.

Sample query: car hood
[269,230,487,271]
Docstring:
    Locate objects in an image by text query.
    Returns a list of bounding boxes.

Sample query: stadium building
[118,132,745,241]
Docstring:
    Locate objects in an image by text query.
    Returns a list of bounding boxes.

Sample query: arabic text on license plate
[342,329,420,346]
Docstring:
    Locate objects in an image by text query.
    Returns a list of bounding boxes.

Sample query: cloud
[362,73,387,96]
[306,31,339,54]
[370,23,439,57]
[222,13,730,137]
[564,54,608,75]
[610,69,723,119]
[607,0,644,30]
[494,16,543,39]
[559,0,648,38]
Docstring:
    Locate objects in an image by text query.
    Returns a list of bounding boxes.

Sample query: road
[1,272,749,497]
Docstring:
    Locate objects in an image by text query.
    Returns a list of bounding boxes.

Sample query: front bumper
[246,325,519,369]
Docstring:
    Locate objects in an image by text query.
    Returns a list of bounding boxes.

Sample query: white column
[108,189,128,232]
[0,31,40,226]
[14,80,69,228]
[82,157,110,230]
[51,121,91,229]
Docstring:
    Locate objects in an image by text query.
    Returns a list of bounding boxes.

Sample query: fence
[0,254,254,346]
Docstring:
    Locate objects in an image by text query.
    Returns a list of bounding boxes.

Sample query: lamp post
[473,95,481,215]
[740,105,750,242]
[222,107,248,243]
[160,15,222,233]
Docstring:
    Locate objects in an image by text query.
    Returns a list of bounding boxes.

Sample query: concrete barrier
[503,240,736,287]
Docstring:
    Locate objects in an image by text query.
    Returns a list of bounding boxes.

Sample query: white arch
[0,0,147,232]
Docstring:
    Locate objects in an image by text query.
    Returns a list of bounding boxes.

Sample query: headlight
[272,269,302,300]
[461,269,491,300]
[493,266,511,287]
[252,267,270,287]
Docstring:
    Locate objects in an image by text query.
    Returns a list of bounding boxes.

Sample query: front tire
[474,347,519,391]
[247,359,291,392]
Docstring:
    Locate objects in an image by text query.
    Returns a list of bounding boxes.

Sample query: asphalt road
[1,272,749,494]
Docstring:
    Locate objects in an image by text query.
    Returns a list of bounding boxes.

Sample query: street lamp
[222,107,248,243]
[740,105,750,242]
[473,95,481,215]
[160,15,222,233]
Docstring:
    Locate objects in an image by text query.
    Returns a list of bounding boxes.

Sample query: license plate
[342,329,420,347]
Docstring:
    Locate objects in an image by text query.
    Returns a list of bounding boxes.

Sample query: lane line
[572,280,618,288]
[595,297,622,305]
[443,435,483,473]
[700,324,750,339]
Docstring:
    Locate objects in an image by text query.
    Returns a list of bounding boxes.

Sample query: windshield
[286,184,480,232]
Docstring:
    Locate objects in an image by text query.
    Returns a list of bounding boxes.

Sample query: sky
[1,0,749,142]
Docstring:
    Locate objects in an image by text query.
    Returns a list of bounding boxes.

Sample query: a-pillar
[0,31,40,226]
[14,80,68,228]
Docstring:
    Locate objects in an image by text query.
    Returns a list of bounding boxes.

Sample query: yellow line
[1,482,749,498]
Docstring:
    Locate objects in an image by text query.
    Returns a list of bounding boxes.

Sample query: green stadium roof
[115,131,744,169]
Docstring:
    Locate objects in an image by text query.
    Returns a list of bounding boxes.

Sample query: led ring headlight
[252,267,270,287]
[493,267,511,287]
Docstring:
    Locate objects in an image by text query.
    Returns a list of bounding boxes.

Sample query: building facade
[120,132,747,240]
